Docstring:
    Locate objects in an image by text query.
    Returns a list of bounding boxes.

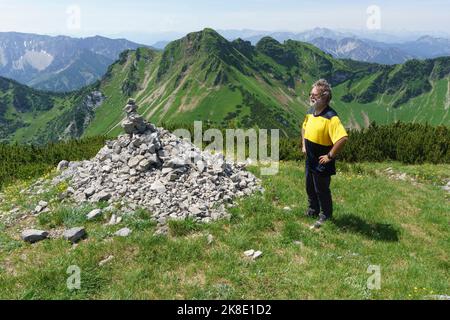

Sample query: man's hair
[312,79,332,103]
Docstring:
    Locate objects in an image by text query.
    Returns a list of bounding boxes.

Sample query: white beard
[309,99,319,108]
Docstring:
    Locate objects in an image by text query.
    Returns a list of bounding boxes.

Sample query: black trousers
[305,165,333,218]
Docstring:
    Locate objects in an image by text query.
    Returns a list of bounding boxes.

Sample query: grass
[0,161,448,299]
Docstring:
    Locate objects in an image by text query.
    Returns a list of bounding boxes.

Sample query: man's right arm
[301,128,306,153]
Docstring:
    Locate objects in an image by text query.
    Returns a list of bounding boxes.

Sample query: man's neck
[314,104,328,115]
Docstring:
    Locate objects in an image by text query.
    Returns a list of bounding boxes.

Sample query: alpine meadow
[0,11,449,304]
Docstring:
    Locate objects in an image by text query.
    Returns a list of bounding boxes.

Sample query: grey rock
[128,155,145,168]
[84,187,96,197]
[92,191,111,202]
[21,229,49,243]
[63,227,86,243]
[244,249,255,257]
[253,250,263,259]
[87,208,102,220]
[150,181,166,193]
[165,157,186,168]
[98,255,114,266]
[114,227,132,237]
[57,160,69,171]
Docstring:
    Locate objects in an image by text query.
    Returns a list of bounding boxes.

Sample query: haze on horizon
[1,0,449,44]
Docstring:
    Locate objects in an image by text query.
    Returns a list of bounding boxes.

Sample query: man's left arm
[318,137,347,164]
[318,116,348,164]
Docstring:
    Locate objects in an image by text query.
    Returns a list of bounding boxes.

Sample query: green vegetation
[0,136,106,190]
[0,161,448,299]
[280,122,450,164]
[2,122,447,192]
[1,28,449,145]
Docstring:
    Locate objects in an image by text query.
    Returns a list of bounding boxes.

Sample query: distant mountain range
[154,28,450,65]
[1,29,450,93]
[1,28,449,145]
[0,32,149,92]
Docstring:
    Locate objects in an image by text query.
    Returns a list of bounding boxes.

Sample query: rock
[91,191,111,202]
[57,160,69,171]
[137,158,152,171]
[74,192,86,202]
[293,240,303,247]
[114,227,132,237]
[150,198,161,205]
[33,200,49,214]
[150,181,166,193]
[243,249,262,259]
[252,251,263,259]
[84,187,96,197]
[207,234,214,245]
[87,208,102,220]
[38,200,48,207]
[124,99,137,113]
[63,227,86,243]
[244,249,255,257]
[121,100,149,135]
[128,155,145,168]
[283,206,292,211]
[98,255,114,266]
[33,206,43,214]
[21,229,49,243]
[165,157,186,168]
[107,214,122,225]
[189,205,203,216]
[196,160,206,172]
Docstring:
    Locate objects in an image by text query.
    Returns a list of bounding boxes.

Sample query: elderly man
[301,79,348,228]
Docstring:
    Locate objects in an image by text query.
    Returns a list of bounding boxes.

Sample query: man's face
[309,86,327,109]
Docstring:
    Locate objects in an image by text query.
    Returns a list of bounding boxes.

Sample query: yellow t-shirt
[302,106,348,175]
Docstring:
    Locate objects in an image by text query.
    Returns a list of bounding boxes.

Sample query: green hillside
[0,76,105,144]
[1,28,450,144]
[1,161,449,299]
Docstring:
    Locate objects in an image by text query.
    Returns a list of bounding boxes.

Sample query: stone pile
[53,99,263,230]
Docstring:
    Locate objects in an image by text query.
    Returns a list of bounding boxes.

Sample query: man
[301,79,348,229]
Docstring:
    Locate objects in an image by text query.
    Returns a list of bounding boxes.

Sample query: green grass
[0,161,448,299]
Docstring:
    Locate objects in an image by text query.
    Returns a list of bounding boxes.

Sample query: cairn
[53,99,263,232]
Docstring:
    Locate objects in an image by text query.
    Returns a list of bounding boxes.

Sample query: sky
[1,0,449,43]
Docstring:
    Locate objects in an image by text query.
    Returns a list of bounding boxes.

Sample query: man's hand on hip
[319,154,332,164]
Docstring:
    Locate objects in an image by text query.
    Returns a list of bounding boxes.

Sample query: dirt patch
[361,111,371,127]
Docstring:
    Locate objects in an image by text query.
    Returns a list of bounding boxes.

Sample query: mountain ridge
[0,32,151,92]
[1,28,449,145]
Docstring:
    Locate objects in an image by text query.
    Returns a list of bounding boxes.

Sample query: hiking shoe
[311,213,329,229]
[305,208,319,218]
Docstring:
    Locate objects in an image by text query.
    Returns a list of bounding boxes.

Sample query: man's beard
[309,99,320,108]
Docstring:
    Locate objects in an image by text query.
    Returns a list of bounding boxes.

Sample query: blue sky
[1,0,449,39]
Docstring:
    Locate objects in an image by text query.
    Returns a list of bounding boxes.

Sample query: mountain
[218,28,450,65]
[151,41,170,50]
[0,32,148,92]
[308,37,413,65]
[0,75,105,143]
[1,28,449,145]
[397,36,450,59]
[235,28,353,44]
